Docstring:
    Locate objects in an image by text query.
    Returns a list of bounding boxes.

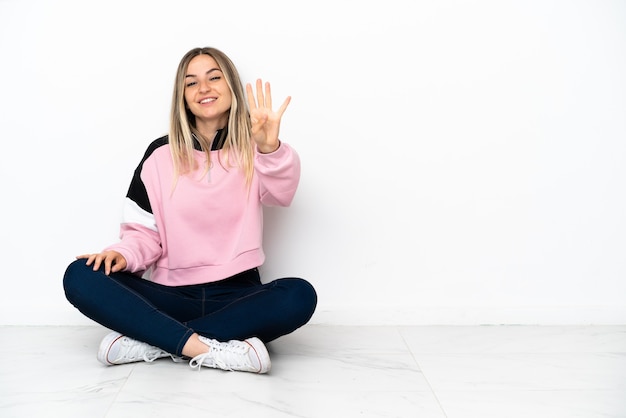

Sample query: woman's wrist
[257,141,280,154]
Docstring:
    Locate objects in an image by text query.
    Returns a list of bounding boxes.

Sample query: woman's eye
[210,76,221,81]
[186,81,197,87]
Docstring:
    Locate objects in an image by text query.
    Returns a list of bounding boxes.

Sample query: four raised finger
[256,79,265,109]
[246,82,257,111]
[264,80,272,109]
[247,79,282,111]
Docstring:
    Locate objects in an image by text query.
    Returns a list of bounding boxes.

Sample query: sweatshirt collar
[191,127,228,151]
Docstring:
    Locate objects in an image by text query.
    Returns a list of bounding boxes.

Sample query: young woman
[63,47,317,374]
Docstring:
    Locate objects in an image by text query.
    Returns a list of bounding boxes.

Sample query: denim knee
[63,259,92,305]
[287,278,318,325]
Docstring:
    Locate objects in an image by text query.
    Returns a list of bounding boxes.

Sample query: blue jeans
[63,260,317,356]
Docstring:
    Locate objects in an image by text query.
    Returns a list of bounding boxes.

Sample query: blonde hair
[169,47,254,185]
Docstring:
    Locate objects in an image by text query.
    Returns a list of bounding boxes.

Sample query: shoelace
[118,337,182,363]
[144,349,185,364]
[189,340,250,371]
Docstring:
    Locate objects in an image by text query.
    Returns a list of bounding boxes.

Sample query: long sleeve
[103,137,167,275]
[255,142,301,207]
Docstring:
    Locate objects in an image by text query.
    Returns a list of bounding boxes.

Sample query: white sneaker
[97,331,178,366]
[189,336,271,373]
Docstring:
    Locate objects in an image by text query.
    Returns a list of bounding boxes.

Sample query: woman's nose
[199,80,211,92]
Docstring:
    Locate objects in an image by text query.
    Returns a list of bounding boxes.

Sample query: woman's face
[184,54,232,131]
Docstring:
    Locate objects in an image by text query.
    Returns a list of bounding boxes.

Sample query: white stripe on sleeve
[122,197,158,232]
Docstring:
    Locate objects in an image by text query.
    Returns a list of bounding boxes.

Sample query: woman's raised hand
[246,79,291,153]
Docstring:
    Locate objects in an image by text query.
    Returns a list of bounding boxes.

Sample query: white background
[1,0,625,326]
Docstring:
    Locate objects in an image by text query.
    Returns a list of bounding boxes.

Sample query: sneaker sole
[245,337,271,374]
[97,331,124,366]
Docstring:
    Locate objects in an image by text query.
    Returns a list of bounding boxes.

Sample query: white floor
[1,325,625,418]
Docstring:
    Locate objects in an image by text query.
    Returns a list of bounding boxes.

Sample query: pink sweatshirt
[105,134,300,286]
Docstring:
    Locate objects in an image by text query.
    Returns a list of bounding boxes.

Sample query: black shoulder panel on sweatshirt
[126,135,169,214]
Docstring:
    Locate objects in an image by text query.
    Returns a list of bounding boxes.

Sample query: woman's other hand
[76,251,127,275]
